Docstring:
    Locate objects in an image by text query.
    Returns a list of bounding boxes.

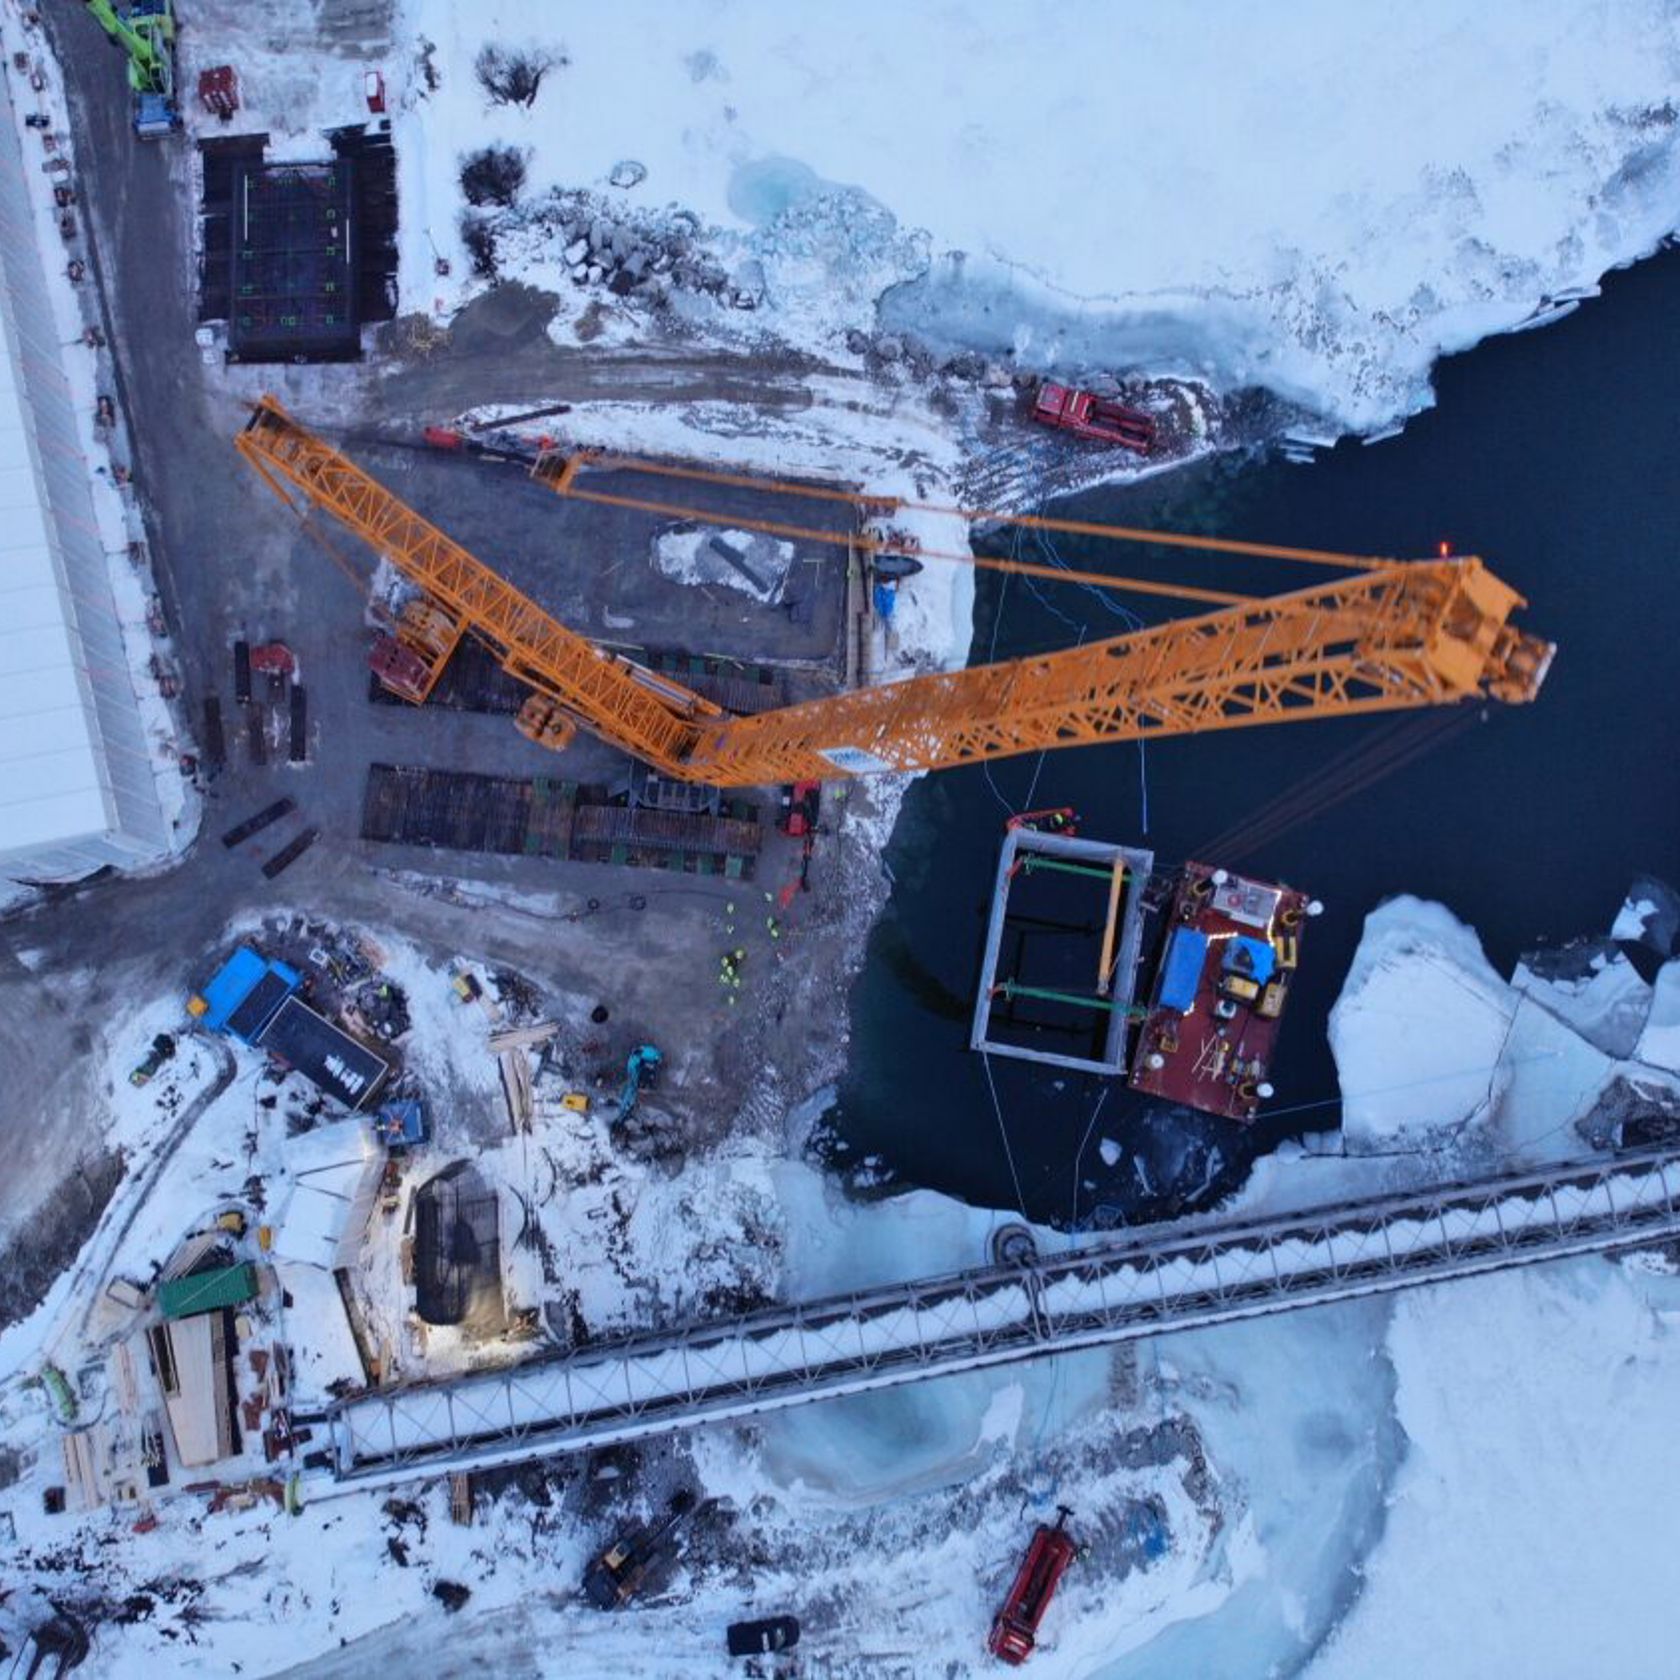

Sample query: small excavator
[83,0,179,138]
[582,1489,697,1609]
[616,1043,663,1123]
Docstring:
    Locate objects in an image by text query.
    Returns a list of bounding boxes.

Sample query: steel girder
[321,1148,1680,1487]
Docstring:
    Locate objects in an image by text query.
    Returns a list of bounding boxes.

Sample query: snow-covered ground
[3,896,1677,1675]
[380,1,1680,432]
[183,2,1680,441]
[0,921,1235,1675]
[1304,1255,1680,1680]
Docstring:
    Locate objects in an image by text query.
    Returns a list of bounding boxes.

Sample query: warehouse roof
[0,328,110,855]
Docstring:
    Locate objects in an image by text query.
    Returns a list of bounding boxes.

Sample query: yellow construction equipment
[234,397,1553,788]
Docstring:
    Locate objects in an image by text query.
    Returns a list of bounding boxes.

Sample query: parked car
[726,1614,800,1657]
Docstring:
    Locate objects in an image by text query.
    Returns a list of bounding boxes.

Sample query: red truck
[778,780,822,839]
[987,1508,1081,1664]
[1031,382,1156,453]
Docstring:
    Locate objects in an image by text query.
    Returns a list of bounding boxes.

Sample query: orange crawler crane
[233,397,1554,788]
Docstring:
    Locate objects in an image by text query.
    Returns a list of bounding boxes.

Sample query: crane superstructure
[234,397,1554,788]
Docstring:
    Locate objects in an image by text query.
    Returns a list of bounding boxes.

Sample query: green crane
[83,0,178,137]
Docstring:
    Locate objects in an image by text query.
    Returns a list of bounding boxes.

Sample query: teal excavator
[616,1044,663,1124]
[83,0,179,138]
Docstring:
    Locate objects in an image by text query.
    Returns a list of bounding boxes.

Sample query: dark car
[726,1614,800,1657]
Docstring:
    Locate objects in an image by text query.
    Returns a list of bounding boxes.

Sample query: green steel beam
[1020,855,1122,883]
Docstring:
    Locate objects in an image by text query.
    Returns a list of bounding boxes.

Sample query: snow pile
[1329,892,1680,1162]
[652,528,795,602]
[1306,1259,1680,1680]
[374,1,1680,428]
[1634,962,1680,1076]
[1328,898,1517,1149]
[1512,940,1652,1059]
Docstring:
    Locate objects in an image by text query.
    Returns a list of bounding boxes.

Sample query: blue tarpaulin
[197,946,301,1042]
[1158,928,1208,1012]
[376,1098,427,1148]
[1223,935,1276,984]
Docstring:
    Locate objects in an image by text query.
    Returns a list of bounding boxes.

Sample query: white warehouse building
[0,73,169,882]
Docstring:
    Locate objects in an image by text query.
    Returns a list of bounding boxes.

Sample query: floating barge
[1128,862,1314,1123]
[972,831,1315,1122]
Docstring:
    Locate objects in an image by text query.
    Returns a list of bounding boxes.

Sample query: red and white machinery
[1031,382,1156,453]
[197,65,238,121]
[987,1508,1080,1665]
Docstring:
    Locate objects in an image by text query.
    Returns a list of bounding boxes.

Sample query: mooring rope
[980,1049,1031,1216]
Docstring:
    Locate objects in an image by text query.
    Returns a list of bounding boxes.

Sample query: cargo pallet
[360,765,759,878]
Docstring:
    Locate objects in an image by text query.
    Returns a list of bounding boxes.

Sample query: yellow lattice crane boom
[235,397,1553,787]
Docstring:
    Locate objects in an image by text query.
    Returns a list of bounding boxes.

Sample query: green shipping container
[157,1262,258,1321]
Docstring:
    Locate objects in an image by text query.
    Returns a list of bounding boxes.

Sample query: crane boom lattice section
[686,561,1553,783]
[235,398,1552,788]
[236,399,713,772]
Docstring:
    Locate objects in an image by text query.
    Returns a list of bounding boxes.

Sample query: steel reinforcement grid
[324,1146,1680,1485]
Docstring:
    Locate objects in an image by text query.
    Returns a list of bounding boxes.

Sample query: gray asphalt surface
[0,6,860,1242]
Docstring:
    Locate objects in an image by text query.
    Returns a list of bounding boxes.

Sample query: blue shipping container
[1158,928,1209,1013]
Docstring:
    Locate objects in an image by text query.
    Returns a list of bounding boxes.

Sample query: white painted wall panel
[0,68,169,879]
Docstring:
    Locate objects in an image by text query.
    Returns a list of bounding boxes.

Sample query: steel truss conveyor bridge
[322,1147,1680,1486]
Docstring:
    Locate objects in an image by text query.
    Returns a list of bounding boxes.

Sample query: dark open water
[836,244,1680,1227]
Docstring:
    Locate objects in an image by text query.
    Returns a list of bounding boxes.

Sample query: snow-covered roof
[273,1120,381,1270]
[275,1261,367,1401]
[152,1313,235,1469]
[0,335,111,856]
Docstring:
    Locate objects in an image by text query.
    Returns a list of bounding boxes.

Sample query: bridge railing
[323,1146,1680,1484]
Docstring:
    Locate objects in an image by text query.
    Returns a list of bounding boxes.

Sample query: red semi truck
[1031,382,1156,453]
[987,1508,1081,1664]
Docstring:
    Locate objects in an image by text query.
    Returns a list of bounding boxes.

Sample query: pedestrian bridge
[322,1146,1680,1486]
